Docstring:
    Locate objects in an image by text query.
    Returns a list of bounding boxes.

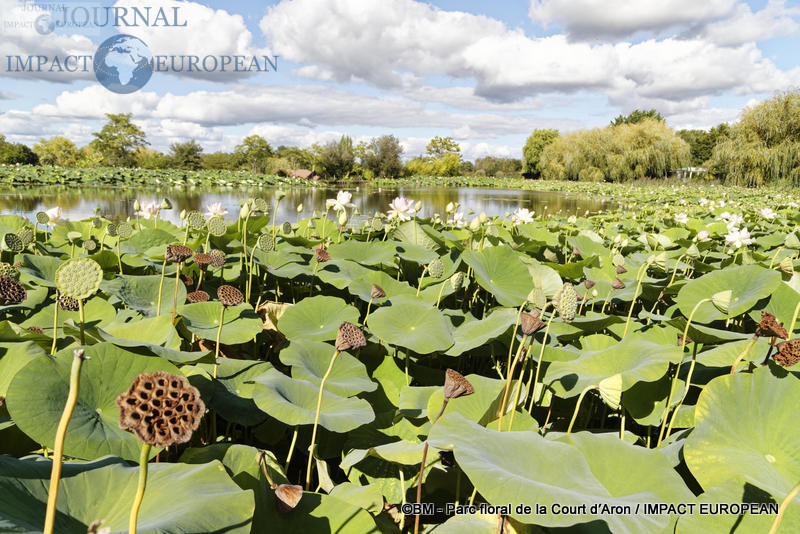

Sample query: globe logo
[93,34,154,94]
[35,14,54,35]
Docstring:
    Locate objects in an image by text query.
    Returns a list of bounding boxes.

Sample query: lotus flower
[695,230,710,242]
[449,211,465,228]
[760,208,776,220]
[674,213,688,225]
[725,227,751,248]
[387,197,416,221]
[445,202,455,214]
[205,202,228,218]
[45,206,62,226]
[512,208,534,225]
[326,191,355,212]
[137,201,160,220]
[726,213,744,229]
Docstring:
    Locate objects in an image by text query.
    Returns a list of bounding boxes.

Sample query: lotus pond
[0,182,798,534]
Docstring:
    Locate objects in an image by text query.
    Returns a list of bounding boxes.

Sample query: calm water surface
[0,186,613,224]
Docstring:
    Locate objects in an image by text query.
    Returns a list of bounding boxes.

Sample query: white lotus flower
[725,227,752,249]
[326,190,355,212]
[449,211,465,228]
[205,202,228,218]
[568,215,577,223]
[717,211,731,221]
[674,213,688,225]
[387,197,416,221]
[137,201,160,220]
[760,207,776,220]
[789,201,799,209]
[727,213,744,228]
[699,198,709,207]
[445,202,455,214]
[512,208,534,225]
[695,230,710,242]
[45,206,62,226]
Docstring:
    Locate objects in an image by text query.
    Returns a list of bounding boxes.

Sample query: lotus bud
[276,190,287,201]
[443,369,474,400]
[335,321,367,352]
[180,209,187,220]
[133,199,140,212]
[479,212,487,223]
[240,203,251,219]
[711,290,733,314]
[445,202,455,214]
[591,289,598,298]
[414,201,422,212]
[297,204,304,213]
[338,210,348,226]
[469,218,481,232]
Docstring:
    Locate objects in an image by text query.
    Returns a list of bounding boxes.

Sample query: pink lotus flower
[387,197,416,221]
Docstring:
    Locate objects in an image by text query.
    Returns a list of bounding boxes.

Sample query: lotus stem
[214,305,226,379]
[528,311,556,410]
[116,240,123,275]
[285,427,298,473]
[768,480,800,534]
[305,349,340,491]
[788,300,800,336]
[272,199,281,240]
[246,245,257,302]
[566,385,596,434]
[667,254,686,287]
[182,224,190,245]
[170,261,182,324]
[240,215,249,273]
[128,442,152,534]
[363,297,374,327]
[498,332,528,430]
[50,301,59,355]
[507,343,533,430]
[600,286,614,314]
[156,254,167,317]
[405,348,410,386]
[619,408,626,440]
[435,281,447,308]
[43,350,88,534]
[78,298,85,345]
[730,336,758,374]
[623,263,648,337]
[415,266,429,297]
[769,247,785,270]
[414,398,449,534]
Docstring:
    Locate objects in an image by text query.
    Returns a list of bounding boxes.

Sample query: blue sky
[1,0,798,160]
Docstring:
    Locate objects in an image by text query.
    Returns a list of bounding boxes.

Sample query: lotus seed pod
[276,190,287,201]
[274,484,303,513]
[775,339,800,367]
[0,262,17,278]
[370,284,386,299]
[35,211,49,225]
[252,198,269,214]
[428,258,444,279]
[165,244,194,263]
[27,326,44,335]
[756,311,788,339]
[194,253,212,270]
[105,223,118,237]
[677,333,693,346]
[116,371,204,447]
[652,252,667,270]
[469,217,481,232]
[443,369,474,400]
[209,249,226,269]
[54,257,103,300]
[17,227,34,247]
[207,216,227,236]
[0,276,26,305]
[83,238,98,253]
[281,221,292,235]
[91,217,103,230]
[315,247,330,263]
[520,311,545,336]
[371,218,383,231]
[555,283,578,322]
[335,322,367,352]
[257,233,275,252]
[117,222,133,240]
[450,272,465,291]
[217,285,244,307]
[616,264,627,274]
[187,290,210,303]
[56,290,79,311]
[186,210,206,230]
[711,289,733,314]
[612,277,626,289]
[2,233,23,253]
[160,198,172,210]
[780,256,794,276]
[584,279,596,289]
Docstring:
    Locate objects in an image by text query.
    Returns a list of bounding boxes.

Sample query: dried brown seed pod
[116,371,204,447]
[274,484,303,513]
[616,265,628,274]
[370,284,386,299]
[443,369,474,399]
[335,321,367,352]
[194,253,212,270]
[165,244,194,263]
[612,277,626,289]
[217,285,244,307]
[677,333,693,346]
[187,290,210,303]
[181,274,194,288]
[0,276,26,305]
[584,279,596,289]
[520,311,545,336]
[315,247,330,263]
[27,326,44,335]
[756,311,788,339]
[56,290,79,311]
[572,247,581,257]
[775,339,800,368]
[209,249,226,269]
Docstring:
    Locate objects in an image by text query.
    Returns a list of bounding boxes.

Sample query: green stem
[788,299,800,336]
[155,255,167,317]
[116,240,123,275]
[305,349,340,490]
[768,480,800,534]
[507,343,533,430]
[667,254,686,287]
[214,306,226,379]
[415,267,428,297]
[170,262,182,324]
[50,301,59,355]
[730,336,758,374]
[284,427,299,473]
[128,442,152,534]
[78,299,85,345]
[567,385,596,434]
[363,298,374,327]
[528,312,555,410]
[623,263,648,337]
[498,333,527,430]
[414,399,448,534]
[43,350,87,534]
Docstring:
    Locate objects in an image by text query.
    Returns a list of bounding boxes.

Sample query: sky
[0,0,799,160]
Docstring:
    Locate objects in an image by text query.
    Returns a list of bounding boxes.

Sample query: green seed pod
[17,226,34,247]
[251,198,269,214]
[281,221,292,234]
[428,258,444,279]
[66,231,82,244]
[780,256,794,276]
[2,233,23,253]
[371,218,383,231]
[450,272,465,290]
[83,239,98,253]
[208,249,226,269]
[257,233,275,252]
[207,216,227,237]
[106,223,118,237]
[92,217,103,229]
[555,282,578,322]
[187,210,206,230]
[0,262,17,278]
[55,257,103,300]
[117,222,133,240]
[35,211,49,225]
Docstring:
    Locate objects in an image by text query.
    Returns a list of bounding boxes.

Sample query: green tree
[475,156,522,177]
[235,135,273,173]
[91,113,148,167]
[611,109,664,127]
[135,147,169,169]
[33,136,78,166]
[426,136,461,159]
[274,145,315,169]
[522,129,559,177]
[202,151,244,170]
[363,135,403,178]
[677,124,730,165]
[314,135,355,179]
[0,141,38,165]
[169,139,204,170]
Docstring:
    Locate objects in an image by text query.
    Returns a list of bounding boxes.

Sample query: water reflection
[0,186,613,224]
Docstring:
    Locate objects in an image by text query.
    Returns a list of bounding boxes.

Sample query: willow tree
[539,119,689,182]
[710,91,800,186]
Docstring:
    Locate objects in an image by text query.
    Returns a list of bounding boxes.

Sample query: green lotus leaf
[21,294,116,334]
[105,274,187,317]
[316,259,372,290]
[54,257,103,300]
[425,373,523,425]
[0,456,254,533]
[445,308,516,356]
[280,339,376,397]
[367,295,453,353]
[17,254,63,287]
[248,367,374,433]
[5,342,180,461]
[0,341,45,397]
[102,313,182,350]
[676,265,781,324]
[462,246,533,307]
[428,414,692,532]
[391,240,438,264]
[393,220,438,249]
[326,240,396,266]
[179,301,262,345]
[277,295,360,342]
[191,359,272,426]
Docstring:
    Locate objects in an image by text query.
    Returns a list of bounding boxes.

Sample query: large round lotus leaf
[393,220,438,249]
[54,257,103,299]
[280,339,377,396]
[367,295,453,354]
[123,228,175,253]
[248,368,374,433]
[684,367,800,499]
[0,455,254,533]
[106,274,187,317]
[102,314,182,350]
[326,240,396,266]
[445,308,516,356]
[545,333,682,397]
[191,359,272,426]
[179,301,262,345]
[347,270,415,304]
[676,265,781,324]
[428,414,692,532]
[21,295,116,333]
[17,254,63,287]
[5,343,180,461]
[462,247,533,307]
[0,341,44,396]
[316,259,372,290]
[277,295,359,342]
[425,373,521,426]
[391,240,438,264]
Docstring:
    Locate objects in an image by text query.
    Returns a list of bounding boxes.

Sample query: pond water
[0,186,614,224]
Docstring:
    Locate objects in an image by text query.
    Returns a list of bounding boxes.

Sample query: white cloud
[695,0,800,47]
